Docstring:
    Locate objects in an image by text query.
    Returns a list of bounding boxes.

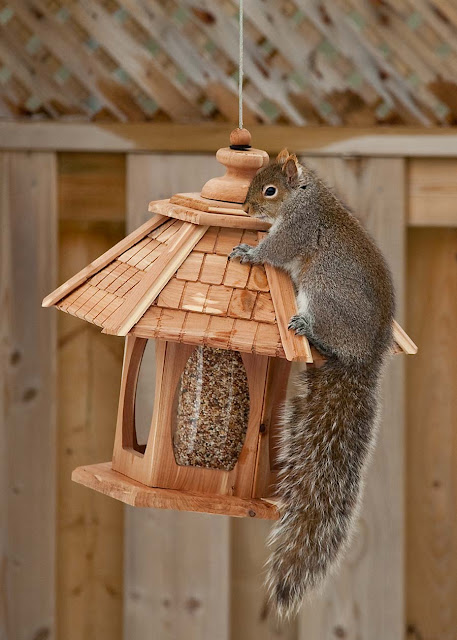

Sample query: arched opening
[131,339,156,454]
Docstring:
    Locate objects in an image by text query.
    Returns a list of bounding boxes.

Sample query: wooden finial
[201,128,269,204]
[230,127,252,148]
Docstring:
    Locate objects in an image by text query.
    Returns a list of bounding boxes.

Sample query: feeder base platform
[72,462,280,520]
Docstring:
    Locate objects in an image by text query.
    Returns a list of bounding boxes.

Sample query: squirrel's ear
[283,154,301,185]
[276,148,290,165]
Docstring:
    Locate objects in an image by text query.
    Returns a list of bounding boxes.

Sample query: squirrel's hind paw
[229,243,257,264]
[288,314,311,336]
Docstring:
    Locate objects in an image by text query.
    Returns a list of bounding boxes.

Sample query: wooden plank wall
[2,144,457,640]
[1,153,57,640]
[56,154,125,640]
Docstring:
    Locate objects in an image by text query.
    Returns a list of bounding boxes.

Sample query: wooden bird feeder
[43,128,417,520]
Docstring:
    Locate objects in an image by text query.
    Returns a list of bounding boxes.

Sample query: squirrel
[229,149,395,617]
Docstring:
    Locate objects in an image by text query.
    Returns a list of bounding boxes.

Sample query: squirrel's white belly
[284,258,312,319]
[284,257,302,282]
[296,288,311,317]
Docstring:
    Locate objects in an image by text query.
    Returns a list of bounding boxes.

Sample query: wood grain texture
[1,123,457,156]
[57,221,125,640]
[200,143,269,204]
[58,153,126,221]
[2,0,457,125]
[297,157,406,640]
[406,229,457,640]
[149,199,271,230]
[125,507,231,640]
[127,155,219,228]
[73,463,279,519]
[43,214,165,307]
[392,319,418,355]
[102,222,208,336]
[125,153,231,640]
[0,152,57,640]
[171,192,245,213]
[409,158,457,227]
[231,357,297,640]
[231,519,297,640]
[112,338,269,498]
[263,260,313,363]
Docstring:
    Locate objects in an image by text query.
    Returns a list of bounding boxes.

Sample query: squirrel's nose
[242,202,250,213]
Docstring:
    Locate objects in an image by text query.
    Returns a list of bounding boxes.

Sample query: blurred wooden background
[1,123,457,640]
[1,0,457,638]
[1,0,457,125]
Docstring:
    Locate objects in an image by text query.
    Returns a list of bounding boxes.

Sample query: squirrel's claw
[288,314,311,336]
[229,244,256,264]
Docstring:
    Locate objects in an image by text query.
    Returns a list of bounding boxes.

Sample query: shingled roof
[43,209,312,360]
[43,198,417,363]
[131,224,288,358]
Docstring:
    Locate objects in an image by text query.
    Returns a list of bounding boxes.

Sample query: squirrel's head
[243,149,312,221]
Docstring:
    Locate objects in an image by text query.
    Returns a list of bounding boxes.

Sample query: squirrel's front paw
[288,314,311,336]
[229,244,257,264]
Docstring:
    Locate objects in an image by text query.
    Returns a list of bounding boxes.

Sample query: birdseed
[173,346,250,471]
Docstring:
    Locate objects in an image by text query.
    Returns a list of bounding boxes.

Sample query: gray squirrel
[229,149,395,617]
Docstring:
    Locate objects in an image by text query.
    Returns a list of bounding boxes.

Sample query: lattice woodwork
[0,0,456,124]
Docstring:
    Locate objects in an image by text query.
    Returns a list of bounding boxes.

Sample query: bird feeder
[43,128,417,520]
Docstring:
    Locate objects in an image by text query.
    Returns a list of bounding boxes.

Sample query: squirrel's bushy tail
[267,357,382,617]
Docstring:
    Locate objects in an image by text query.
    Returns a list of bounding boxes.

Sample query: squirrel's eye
[263,185,277,198]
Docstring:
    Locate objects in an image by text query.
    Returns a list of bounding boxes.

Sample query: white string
[238,0,244,130]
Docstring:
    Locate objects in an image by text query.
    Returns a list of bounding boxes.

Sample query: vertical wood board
[57,222,125,640]
[408,158,457,227]
[406,228,457,640]
[58,152,126,221]
[0,152,57,640]
[230,518,297,640]
[297,157,406,640]
[124,154,230,640]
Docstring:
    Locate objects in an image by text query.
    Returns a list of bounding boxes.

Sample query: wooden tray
[72,462,280,520]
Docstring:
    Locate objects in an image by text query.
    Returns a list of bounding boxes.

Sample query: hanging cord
[231,0,251,150]
[238,0,243,130]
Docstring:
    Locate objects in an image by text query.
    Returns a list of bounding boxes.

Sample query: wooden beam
[1,123,457,156]
[409,158,457,227]
[0,152,57,640]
